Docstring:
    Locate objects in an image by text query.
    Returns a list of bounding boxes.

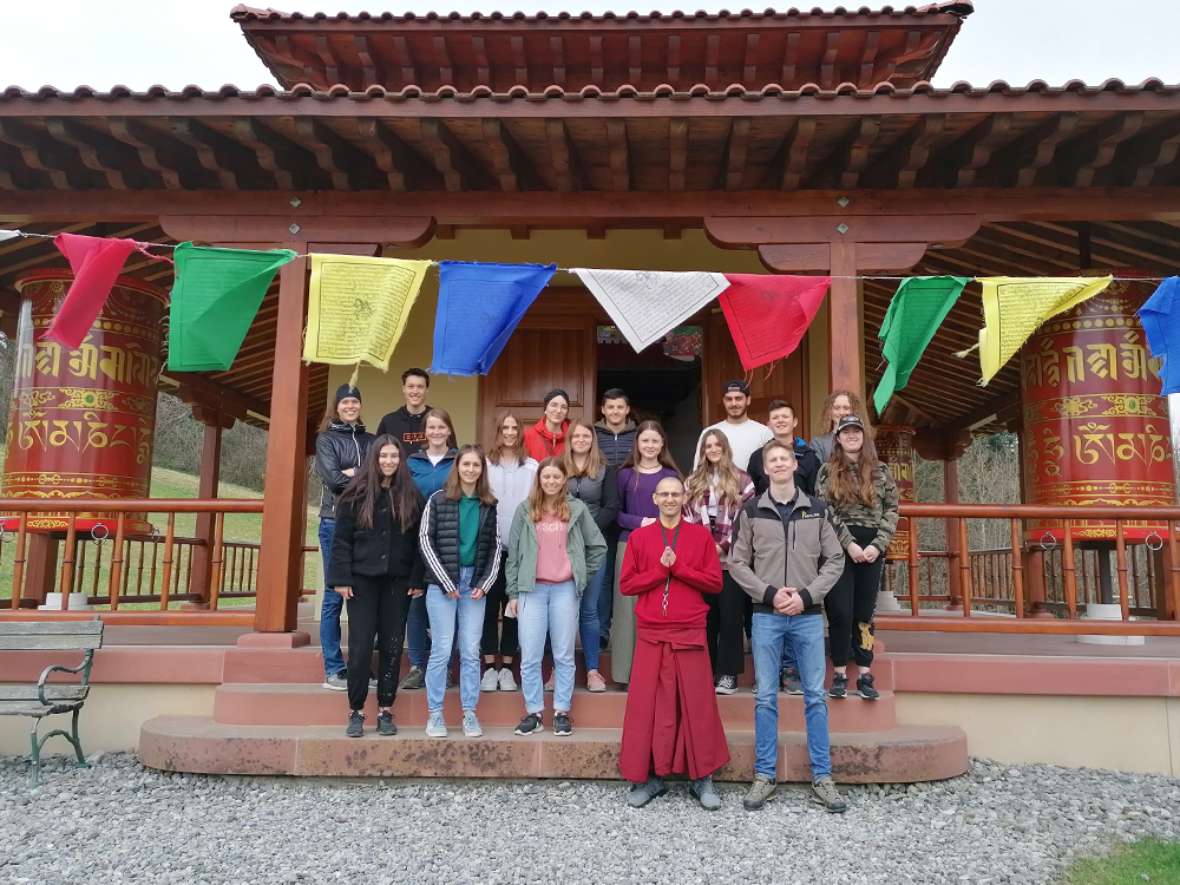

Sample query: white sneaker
[425,711,447,738]
[498,668,518,692]
[480,667,500,692]
[463,710,483,738]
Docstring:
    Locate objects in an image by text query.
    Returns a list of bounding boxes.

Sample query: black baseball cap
[722,379,750,396]
[835,415,865,433]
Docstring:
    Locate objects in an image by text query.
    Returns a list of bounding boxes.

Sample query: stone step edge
[139,716,968,784]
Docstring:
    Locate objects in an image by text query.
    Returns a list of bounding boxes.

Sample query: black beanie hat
[334,383,362,405]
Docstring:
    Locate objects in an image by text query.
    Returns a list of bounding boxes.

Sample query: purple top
[616,466,680,540]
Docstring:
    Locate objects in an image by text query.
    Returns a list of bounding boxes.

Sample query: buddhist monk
[617,475,729,810]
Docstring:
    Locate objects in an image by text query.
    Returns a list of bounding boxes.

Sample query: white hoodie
[487,456,539,548]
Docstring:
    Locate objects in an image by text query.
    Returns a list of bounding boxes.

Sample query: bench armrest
[36,649,95,707]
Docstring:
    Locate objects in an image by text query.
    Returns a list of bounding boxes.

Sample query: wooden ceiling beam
[982,112,1079,187]
[1103,221,1180,252]
[859,31,881,84]
[923,114,1015,188]
[0,222,89,256]
[863,114,945,188]
[545,119,585,192]
[295,119,375,190]
[743,33,760,83]
[167,372,268,421]
[722,118,751,191]
[482,119,536,192]
[471,36,490,85]
[418,119,489,191]
[353,118,429,191]
[628,35,643,84]
[390,35,417,85]
[230,119,326,191]
[0,120,82,190]
[313,35,341,85]
[433,36,454,85]
[777,117,818,190]
[549,36,565,84]
[1056,111,1145,188]
[605,120,630,192]
[353,34,380,85]
[819,30,840,87]
[164,119,250,190]
[945,388,1022,434]
[780,32,801,83]
[667,35,681,82]
[1111,116,1180,187]
[669,119,688,192]
[45,120,146,190]
[1045,221,1178,269]
[105,119,191,190]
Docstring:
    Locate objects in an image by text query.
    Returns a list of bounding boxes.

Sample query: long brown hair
[336,435,422,531]
[424,407,459,450]
[822,389,866,433]
[685,429,743,509]
[528,457,572,522]
[561,420,605,479]
[486,411,527,466]
[825,423,881,508]
[622,420,681,475]
[442,444,497,504]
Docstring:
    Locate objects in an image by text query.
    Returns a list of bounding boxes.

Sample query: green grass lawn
[1062,839,1180,884]
[0,466,323,610]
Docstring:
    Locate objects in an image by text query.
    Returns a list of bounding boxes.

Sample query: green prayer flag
[872,275,970,416]
[167,243,297,372]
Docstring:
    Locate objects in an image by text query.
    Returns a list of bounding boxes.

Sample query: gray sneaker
[690,776,722,811]
[743,775,777,811]
[322,673,347,691]
[626,777,668,808]
[400,667,425,690]
[812,776,848,813]
[462,710,483,738]
[425,711,447,738]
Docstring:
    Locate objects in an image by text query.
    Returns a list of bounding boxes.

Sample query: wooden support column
[944,457,963,610]
[20,534,58,607]
[828,238,863,396]
[254,247,310,633]
[184,408,228,609]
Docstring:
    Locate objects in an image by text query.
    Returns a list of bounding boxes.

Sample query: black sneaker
[553,712,573,737]
[377,711,397,736]
[781,667,803,695]
[346,711,364,738]
[514,712,544,735]
[829,673,848,699]
[714,675,737,695]
[857,672,879,700]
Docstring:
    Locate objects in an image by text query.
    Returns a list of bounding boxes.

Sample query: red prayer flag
[43,233,138,348]
[718,274,831,371]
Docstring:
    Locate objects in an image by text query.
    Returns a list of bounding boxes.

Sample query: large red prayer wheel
[2,271,166,534]
[876,424,915,561]
[1020,278,1174,541]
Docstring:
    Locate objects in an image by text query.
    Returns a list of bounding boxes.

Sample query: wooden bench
[0,620,104,786]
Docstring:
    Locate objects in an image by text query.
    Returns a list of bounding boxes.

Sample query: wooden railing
[878,504,1180,634]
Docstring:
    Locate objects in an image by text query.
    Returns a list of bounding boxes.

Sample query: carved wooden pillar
[183,404,232,609]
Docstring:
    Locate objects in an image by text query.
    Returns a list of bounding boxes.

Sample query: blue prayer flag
[1137,276,1180,395]
[431,261,557,376]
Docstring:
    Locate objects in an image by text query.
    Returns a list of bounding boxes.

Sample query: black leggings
[480,567,518,660]
[346,574,411,711]
[824,524,885,668]
[706,570,747,677]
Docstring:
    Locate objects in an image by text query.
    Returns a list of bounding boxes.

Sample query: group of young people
[314,368,898,813]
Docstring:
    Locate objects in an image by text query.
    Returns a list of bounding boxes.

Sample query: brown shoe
[586,670,607,692]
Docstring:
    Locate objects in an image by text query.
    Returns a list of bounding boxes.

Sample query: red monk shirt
[620,518,722,631]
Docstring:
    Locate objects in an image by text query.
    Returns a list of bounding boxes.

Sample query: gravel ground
[1,753,1178,885]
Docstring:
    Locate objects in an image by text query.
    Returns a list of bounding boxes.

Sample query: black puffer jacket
[315,421,374,518]
[418,490,501,595]
[326,489,425,588]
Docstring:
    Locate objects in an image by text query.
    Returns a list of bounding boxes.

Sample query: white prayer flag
[0,230,22,243]
[572,268,730,352]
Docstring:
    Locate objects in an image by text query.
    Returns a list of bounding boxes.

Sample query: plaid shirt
[683,470,756,556]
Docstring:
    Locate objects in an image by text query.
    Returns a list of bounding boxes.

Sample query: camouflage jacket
[816,462,900,554]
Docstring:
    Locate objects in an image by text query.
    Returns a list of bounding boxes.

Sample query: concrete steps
[140,715,968,783]
[212,682,900,731]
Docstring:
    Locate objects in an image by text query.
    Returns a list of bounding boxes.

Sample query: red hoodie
[619,519,722,631]
[523,417,569,462]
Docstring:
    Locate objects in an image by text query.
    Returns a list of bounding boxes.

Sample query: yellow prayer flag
[976,275,1113,384]
[303,255,432,369]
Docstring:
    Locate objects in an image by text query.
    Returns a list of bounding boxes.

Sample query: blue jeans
[425,566,484,714]
[598,532,618,637]
[317,518,345,679]
[579,563,606,672]
[406,593,430,670]
[519,580,578,715]
[752,612,831,781]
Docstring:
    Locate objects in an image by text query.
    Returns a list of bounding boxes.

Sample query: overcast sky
[2,0,1177,89]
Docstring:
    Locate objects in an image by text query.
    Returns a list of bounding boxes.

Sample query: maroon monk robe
[617,518,730,783]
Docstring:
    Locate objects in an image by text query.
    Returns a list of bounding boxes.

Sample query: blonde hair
[528,457,572,523]
[561,421,605,479]
[685,430,743,509]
